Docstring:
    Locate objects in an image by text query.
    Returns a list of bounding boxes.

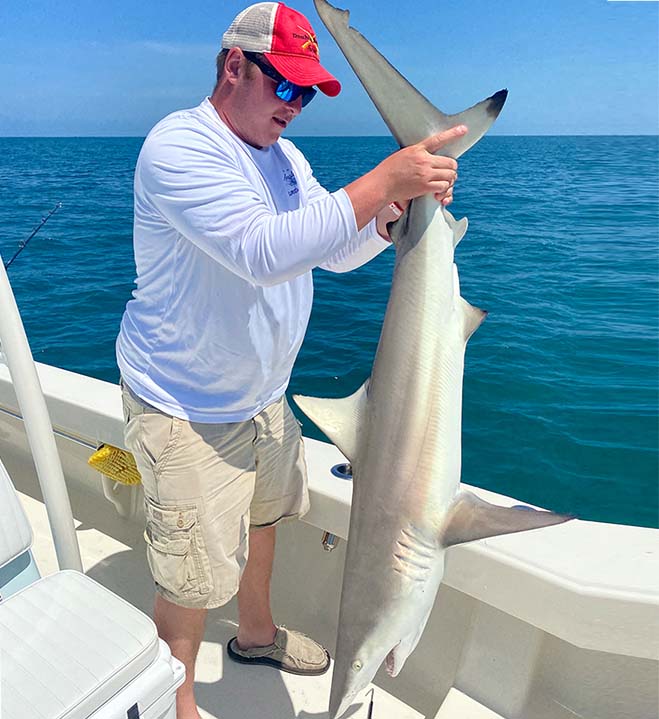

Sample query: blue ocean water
[0,135,657,528]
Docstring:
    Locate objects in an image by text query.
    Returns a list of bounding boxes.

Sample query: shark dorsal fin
[313,0,507,156]
[441,491,574,548]
[443,209,469,248]
[292,380,369,463]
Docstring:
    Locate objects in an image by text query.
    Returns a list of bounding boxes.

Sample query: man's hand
[379,125,466,205]
[345,125,467,231]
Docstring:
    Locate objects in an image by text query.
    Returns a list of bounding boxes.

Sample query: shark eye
[351,660,363,671]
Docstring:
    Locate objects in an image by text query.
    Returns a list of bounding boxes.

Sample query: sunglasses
[243,51,317,108]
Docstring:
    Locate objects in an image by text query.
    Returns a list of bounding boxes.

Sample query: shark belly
[329,202,466,712]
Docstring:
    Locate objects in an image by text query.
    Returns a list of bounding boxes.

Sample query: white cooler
[0,570,184,719]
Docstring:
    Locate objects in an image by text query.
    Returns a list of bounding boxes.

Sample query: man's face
[231,54,303,149]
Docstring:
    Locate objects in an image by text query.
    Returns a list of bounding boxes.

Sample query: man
[116,3,465,717]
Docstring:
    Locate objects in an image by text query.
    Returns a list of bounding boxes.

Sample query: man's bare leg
[236,525,277,648]
[154,594,207,719]
[153,528,276,717]
[230,525,329,674]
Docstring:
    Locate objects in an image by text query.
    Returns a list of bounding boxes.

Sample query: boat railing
[0,254,82,572]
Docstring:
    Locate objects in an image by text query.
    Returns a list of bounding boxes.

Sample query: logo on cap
[295,27,319,56]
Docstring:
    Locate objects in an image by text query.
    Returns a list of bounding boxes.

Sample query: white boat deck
[2,362,658,719]
[19,487,427,719]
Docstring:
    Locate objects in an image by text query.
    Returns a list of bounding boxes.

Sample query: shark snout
[329,661,368,719]
[330,694,359,719]
[329,639,394,718]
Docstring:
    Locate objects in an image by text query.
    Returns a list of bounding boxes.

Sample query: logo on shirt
[283,168,299,196]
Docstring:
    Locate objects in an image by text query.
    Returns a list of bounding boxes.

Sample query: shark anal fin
[457,296,487,342]
[441,491,574,548]
[292,380,368,464]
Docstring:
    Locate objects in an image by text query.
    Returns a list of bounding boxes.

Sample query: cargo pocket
[143,498,212,599]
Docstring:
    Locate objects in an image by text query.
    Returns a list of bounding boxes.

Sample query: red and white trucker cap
[222,2,341,96]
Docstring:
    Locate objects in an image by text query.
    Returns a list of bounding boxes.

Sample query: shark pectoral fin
[457,296,487,342]
[292,380,368,463]
[441,491,575,548]
[443,209,468,248]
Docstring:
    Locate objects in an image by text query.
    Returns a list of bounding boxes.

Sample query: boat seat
[0,456,40,598]
[0,460,183,717]
[0,569,179,719]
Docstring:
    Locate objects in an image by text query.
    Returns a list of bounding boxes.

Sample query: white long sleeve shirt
[116,98,389,422]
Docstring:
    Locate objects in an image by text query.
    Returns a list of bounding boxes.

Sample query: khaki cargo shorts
[121,381,310,609]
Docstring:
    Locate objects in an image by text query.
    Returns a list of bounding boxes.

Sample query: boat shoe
[227,626,330,676]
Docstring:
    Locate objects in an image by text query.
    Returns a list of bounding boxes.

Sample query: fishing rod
[3,202,62,270]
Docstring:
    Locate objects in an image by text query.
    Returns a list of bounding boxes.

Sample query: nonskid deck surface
[19,490,423,719]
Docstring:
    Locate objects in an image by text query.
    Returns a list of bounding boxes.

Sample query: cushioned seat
[0,456,33,566]
[0,456,39,598]
[0,570,161,719]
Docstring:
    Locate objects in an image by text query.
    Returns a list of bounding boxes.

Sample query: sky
[1,0,657,137]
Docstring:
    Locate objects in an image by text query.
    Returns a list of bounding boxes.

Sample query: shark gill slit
[392,525,436,582]
[399,525,436,552]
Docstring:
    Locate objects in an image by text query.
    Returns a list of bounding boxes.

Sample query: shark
[293,1,574,717]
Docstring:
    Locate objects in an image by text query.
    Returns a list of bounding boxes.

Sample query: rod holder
[321,531,339,552]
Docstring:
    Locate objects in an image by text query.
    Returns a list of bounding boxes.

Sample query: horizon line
[0,133,657,140]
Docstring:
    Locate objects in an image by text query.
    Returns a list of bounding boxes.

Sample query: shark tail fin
[441,491,575,548]
[313,0,507,155]
[292,380,369,463]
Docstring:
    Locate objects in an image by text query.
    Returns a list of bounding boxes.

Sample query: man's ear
[224,47,244,84]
